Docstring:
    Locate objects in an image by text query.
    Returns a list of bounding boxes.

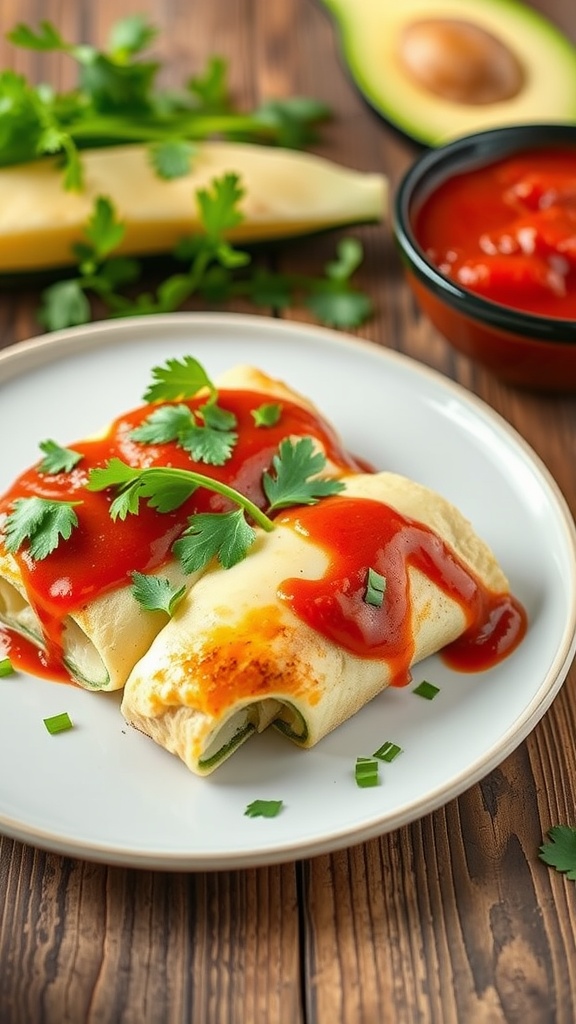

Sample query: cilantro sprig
[4,17,374,334]
[2,436,343,568]
[130,356,240,467]
[38,185,373,333]
[131,404,238,467]
[3,16,329,188]
[85,435,344,570]
[86,458,273,528]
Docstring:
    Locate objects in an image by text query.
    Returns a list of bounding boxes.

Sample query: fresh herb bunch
[2,15,330,189]
[38,178,373,332]
[1,16,373,333]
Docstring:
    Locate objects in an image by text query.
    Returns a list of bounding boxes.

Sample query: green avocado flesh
[319,0,576,146]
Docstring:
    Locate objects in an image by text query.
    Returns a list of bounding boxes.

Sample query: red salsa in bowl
[393,125,576,391]
[414,147,576,319]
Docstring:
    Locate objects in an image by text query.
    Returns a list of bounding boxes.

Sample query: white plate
[1,312,575,871]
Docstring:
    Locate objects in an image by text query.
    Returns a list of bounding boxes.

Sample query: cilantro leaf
[325,237,364,281]
[83,196,126,260]
[177,423,238,466]
[87,457,141,490]
[252,403,282,428]
[96,256,141,289]
[198,402,237,431]
[155,273,195,311]
[107,15,158,59]
[263,437,345,512]
[3,497,80,560]
[305,239,373,329]
[130,571,186,616]
[197,173,245,237]
[103,472,197,519]
[61,145,84,191]
[305,287,373,330]
[244,799,283,818]
[7,21,69,51]
[77,53,159,117]
[37,440,83,475]
[138,475,199,513]
[130,404,194,444]
[187,56,231,113]
[108,483,143,521]
[246,270,293,310]
[149,139,196,179]
[252,96,330,148]
[173,509,255,572]
[539,825,576,881]
[143,356,215,403]
[38,279,91,331]
[130,399,238,464]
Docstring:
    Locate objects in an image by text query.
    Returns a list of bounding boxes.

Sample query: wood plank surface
[0,1,575,1022]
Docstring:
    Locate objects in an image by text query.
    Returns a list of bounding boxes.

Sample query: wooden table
[1,1,575,1021]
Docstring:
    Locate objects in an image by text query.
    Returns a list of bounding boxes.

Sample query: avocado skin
[316,0,576,147]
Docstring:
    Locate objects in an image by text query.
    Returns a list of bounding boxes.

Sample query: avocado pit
[398,18,525,105]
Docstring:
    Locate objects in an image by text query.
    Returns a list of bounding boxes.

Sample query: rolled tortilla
[0,365,358,690]
[0,548,189,690]
[121,471,514,774]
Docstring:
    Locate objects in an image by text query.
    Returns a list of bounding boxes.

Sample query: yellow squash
[0,141,387,273]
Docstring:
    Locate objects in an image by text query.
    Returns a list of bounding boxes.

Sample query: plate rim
[1,311,575,871]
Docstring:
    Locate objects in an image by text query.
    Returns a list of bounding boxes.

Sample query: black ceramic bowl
[393,124,576,391]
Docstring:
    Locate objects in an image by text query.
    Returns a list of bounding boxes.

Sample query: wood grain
[1,1,576,1022]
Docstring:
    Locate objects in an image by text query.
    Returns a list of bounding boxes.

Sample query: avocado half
[319,0,576,146]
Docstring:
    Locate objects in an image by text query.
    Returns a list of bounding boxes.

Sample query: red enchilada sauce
[0,388,363,677]
[279,497,526,686]
[414,147,576,318]
[0,388,526,684]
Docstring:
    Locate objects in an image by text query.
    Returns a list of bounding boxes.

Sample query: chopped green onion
[413,680,440,700]
[373,740,403,763]
[0,658,15,677]
[43,712,74,735]
[355,757,379,788]
[244,799,283,818]
[364,567,387,607]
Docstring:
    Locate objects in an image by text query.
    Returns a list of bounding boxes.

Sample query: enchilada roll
[121,471,526,774]
[0,363,361,690]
